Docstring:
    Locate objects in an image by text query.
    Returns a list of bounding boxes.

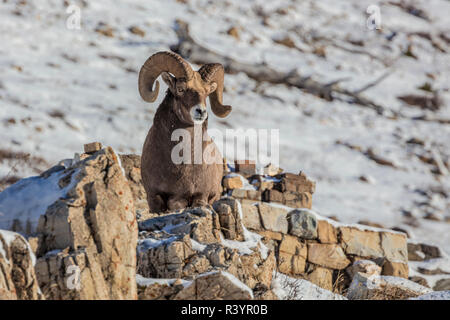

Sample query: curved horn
[198,63,232,118]
[138,51,194,103]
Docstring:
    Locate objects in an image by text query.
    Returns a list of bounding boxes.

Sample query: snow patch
[137,236,178,253]
[0,168,80,235]
[272,272,346,300]
[136,274,192,288]
[220,200,269,259]
[410,291,450,300]
[190,238,207,252]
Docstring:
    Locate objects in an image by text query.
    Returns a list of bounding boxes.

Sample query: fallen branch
[171,20,388,114]
[430,148,449,176]
[335,141,399,168]
[353,71,393,95]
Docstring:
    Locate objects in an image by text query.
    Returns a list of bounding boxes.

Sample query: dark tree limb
[171,20,388,115]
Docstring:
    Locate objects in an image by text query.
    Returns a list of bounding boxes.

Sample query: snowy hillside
[0,0,449,260]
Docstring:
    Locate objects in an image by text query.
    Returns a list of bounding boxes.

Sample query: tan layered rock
[83,142,102,154]
[246,190,262,201]
[174,271,253,300]
[317,219,338,244]
[284,192,312,209]
[0,230,43,300]
[140,207,221,245]
[307,243,350,270]
[257,230,283,241]
[382,261,409,279]
[35,248,110,300]
[231,189,247,199]
[232,250,276,290]
[137,203,276,292]
[213,198,244,241]
[278,235,307,275]
[255,180,274,192]
[380,232,408,263]
[234,160,256,177]
[263,189,284,203]
[223,176,243,190]
[275,172,316,194]
[35,147,138,300]
[306,266,333,291]
[119,154,149,213]
[263,164,282,176]
[138,282,179,300]
[258,202,288,234]
[241,201,262,230]
[339,227,383,258]
[137,235,196,279]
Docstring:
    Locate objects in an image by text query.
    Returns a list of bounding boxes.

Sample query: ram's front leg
[167,196,189,211]
[191,193,209,208]
[147,192,166,213]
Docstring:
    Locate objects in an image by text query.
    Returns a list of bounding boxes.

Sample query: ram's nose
[191,105,208,123]
[196,107,206,117]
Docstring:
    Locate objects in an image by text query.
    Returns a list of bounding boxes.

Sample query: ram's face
[138,51,232,122]
[163,72,217,125]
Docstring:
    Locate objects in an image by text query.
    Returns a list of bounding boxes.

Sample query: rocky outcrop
[0,230,43,300]
[174,271,254,300]
[226,171,315,210]
[137,200,276,295]
[238,200,409,290]
[347,272,432,300]
[1,148,447,300]
[33,147,138,300]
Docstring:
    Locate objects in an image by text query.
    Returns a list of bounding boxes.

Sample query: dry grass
[0,148,48,191]
[368,285,420,300]
[332,270,348,296]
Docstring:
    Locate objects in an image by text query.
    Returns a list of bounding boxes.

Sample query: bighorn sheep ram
[138,51,232,212]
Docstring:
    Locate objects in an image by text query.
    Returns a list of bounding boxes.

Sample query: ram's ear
[207,82,217,94]
[161,72,176,92]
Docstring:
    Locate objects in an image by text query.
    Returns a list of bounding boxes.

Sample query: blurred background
[0,0,449,256]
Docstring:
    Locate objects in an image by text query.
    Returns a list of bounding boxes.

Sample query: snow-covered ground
[0,0,449,258]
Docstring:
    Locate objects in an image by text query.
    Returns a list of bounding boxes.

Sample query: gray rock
[434,278,450,291]
[287,209,317,239]
[347,272,432,300]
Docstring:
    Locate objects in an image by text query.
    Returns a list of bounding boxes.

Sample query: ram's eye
[177,87,184,94]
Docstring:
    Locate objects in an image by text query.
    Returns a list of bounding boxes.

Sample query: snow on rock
[0,230,43,300]
[347,272,432,300]
[174,270,254,300]
[272,272,346,300]
[0,166,78,235]
[136,274,191,288]
[410,291,450,300]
